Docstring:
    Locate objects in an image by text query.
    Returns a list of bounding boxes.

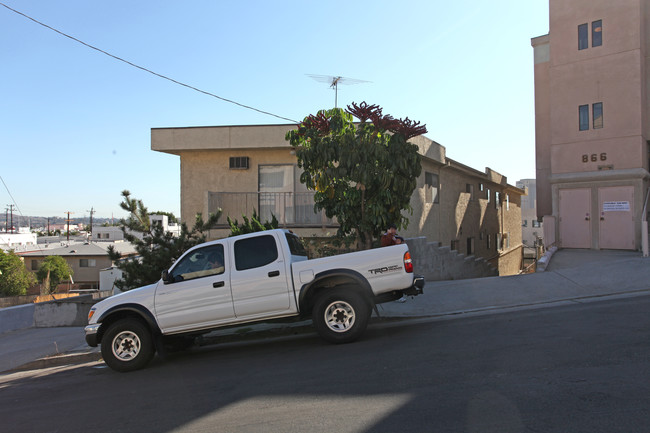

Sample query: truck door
[154,243,235,333]
[230,233,292,318]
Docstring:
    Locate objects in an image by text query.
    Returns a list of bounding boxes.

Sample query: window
[579,20,602,50]
[532,220,541,228]
[171,244,225,281]
[592,20,602,47]
[593,102,603,129]
[496,233,502,251]
[495,191,500,209]
[579,105,589,130]
[479,183,484,192]
[31,260,40,271]
[579,103,604,130]
[285,233,308,257]
[234,235,278,271]
[466,237,474,255]
[229,156,249,169]
[487,188,491,203]
[451,240,459,251]
[578,23,588,50]
[80,259,96,268]
[425,172,439,204]
[466,184,474,200]
[506,194,510,210]
[486,234,491,250]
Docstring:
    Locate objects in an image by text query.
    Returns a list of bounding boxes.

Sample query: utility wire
[0,174,23,220]
[0,2,299,123]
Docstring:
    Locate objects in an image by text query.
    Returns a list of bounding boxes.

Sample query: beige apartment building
[532,0,650,250]
[152,124,525,275]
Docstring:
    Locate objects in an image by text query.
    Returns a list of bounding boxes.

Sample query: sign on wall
[602,201,630,212]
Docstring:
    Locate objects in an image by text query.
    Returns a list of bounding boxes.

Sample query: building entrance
[559,188,592,248]
[598,186,635,250]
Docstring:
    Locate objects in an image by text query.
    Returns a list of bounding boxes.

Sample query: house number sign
[582,153,607,162]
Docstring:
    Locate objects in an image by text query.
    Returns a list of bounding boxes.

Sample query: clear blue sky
[0,0,549,220]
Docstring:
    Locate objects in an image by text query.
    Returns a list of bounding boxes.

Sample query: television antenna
[307,74,370,108]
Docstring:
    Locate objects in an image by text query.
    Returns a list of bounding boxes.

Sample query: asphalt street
[2,293,649,433]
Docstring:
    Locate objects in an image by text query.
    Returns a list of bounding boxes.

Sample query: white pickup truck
[85,229,424,372]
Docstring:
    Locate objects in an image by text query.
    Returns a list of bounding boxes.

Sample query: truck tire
[312,288,371,344]
[101,318,155,372]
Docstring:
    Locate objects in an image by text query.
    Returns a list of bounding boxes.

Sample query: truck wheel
[101,319,155,372]
[312,288,371,344]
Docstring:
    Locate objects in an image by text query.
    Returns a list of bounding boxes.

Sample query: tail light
[404,251,414,273]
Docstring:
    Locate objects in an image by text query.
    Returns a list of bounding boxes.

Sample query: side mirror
[161,270,172,284]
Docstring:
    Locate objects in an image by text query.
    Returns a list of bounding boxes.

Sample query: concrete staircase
[405,237,498,282]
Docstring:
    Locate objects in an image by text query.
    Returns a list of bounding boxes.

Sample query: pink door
[598,186,635,250]
[559,188,591,248]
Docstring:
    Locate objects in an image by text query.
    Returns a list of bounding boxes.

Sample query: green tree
[286,102,426,249]
[0,250,36,296]
[107,190,221,291]
[36,255,73,294]
[227,209,278,236]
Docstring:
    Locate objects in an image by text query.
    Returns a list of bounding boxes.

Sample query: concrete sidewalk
[1,249,648,373]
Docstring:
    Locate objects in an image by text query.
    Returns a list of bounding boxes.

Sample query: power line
[0,2,299,124]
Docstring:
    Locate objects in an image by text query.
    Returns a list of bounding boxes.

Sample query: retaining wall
[0,295,102,334]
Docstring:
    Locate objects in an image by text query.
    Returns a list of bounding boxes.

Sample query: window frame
[234,235,279,271]
[592,102,603,129]
[424,172,439,204]
[592,20,602,47]
[578,23,589,50]
[170,244,225,282]
[579,104,590,131]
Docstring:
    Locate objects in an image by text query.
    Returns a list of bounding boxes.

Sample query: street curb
[11,351,103,372]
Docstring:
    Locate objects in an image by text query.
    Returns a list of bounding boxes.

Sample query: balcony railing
[208,192,337,228]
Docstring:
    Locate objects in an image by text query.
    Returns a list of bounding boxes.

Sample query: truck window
[285,233,308,257]
[171,244,225,281]
[234,235,278,271]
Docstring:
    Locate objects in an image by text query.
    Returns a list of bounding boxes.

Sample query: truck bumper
[85,323,101,347]
[402,275,425,296]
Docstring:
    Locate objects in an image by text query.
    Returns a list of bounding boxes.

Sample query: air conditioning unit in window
[229,156,249,169]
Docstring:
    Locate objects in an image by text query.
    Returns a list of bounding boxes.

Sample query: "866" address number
[582,153,607,162]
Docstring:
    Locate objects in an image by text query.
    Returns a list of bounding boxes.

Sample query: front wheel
[101,319,155,372]
[312,288,371,344]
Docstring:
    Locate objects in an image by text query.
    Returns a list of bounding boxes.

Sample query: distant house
[19,241,137,292]
[0,230,38,252]
[152,124,525,275]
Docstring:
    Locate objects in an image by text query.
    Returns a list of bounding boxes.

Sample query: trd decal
[368,265,402,275]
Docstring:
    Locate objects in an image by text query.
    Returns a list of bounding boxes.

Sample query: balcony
[208,192,337,228]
